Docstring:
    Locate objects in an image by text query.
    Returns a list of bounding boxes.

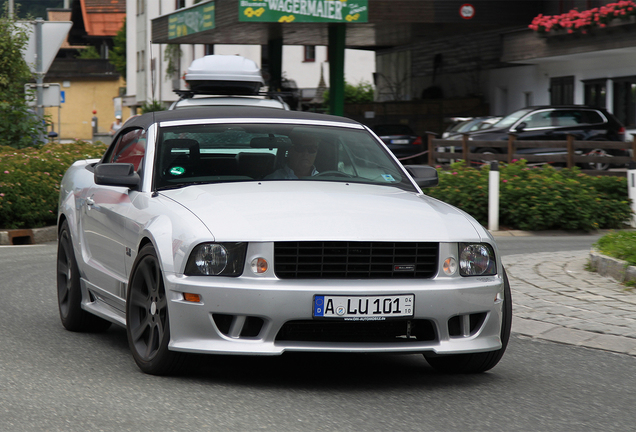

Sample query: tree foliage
[323,80,374,108]
[0,12,48,148]
[141,100,166,113]
[109,18,126,81]
[77,45,101,59]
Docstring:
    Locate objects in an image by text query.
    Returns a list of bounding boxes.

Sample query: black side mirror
[404,165,439,188]
[94,163,140,189]
[514,122,527,132]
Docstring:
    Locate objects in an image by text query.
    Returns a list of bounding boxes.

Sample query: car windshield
[154,123,417,192]
[491,108,535,129]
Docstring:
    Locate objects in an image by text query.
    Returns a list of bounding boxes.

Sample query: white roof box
[185,55,265,95]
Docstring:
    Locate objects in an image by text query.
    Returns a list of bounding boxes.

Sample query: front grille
[274,241,438,279]
[276,319,437,343]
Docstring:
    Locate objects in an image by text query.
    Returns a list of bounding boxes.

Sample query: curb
[589,249,636,285]
[0,226,57,245]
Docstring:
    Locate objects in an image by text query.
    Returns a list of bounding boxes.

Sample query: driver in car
[265,133,320,179]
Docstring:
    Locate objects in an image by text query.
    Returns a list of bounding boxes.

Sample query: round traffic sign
[460,4,475,19]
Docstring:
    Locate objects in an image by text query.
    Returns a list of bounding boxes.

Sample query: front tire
[424,268,512,373]
[57,220,112,332]
[126,244,186,375]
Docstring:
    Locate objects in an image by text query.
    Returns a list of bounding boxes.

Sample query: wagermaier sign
[239,0,369,23]
[459,3,475,20]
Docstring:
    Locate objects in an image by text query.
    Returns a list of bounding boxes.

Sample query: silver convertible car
[57,107,511,375]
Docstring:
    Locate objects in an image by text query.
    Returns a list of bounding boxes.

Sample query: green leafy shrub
[594,231,636,266]
[323,80,375,108]
[0,142,106,229]
[424,160,632,231]
[141,100,166,113]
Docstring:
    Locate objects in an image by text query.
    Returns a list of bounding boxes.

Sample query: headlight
[185,242,247,276]
[459,243,496,276]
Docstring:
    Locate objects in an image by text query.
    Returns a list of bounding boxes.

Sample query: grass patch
[594,231,636,267]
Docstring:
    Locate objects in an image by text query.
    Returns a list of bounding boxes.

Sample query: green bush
[594,231,636,266]
[424,160,632,231]
[0,142,106,229]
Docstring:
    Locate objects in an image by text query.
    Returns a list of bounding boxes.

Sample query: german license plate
[313,295,414,320]
[390,139,410,144]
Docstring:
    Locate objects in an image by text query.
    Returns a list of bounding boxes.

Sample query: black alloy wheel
[126,243,186,375]
[57,220,111,332]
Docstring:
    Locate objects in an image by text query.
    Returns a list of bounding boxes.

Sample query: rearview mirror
[94,163,140,189]
[404,165,438,188]
[250,136,292,149]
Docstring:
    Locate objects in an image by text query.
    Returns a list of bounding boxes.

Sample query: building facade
[124,0,375,116]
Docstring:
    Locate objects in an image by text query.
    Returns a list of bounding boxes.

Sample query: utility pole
[35,18,44,119]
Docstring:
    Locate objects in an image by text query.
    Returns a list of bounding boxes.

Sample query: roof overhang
[151,0,541,48]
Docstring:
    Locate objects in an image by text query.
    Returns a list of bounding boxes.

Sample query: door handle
[86,197,95,207]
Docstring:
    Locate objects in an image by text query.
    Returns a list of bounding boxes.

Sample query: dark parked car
[443,106,627,169]
[370,124,424,162]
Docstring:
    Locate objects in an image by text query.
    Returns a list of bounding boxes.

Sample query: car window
[550,110,581,127]
[522,111,552,128]
[493,108,535,129]
[154,123,416,192]
[103,128,147,173]
[579,110,604,125]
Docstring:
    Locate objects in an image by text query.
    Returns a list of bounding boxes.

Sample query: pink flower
[3,171,8,174]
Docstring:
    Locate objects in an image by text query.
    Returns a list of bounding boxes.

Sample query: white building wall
[214,44,374,89]
[487,49,636,116]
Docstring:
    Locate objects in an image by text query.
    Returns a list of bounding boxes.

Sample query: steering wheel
[313,171,354,178]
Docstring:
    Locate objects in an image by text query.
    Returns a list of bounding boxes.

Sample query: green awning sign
[239,0,368,23]
[168,1,215,39]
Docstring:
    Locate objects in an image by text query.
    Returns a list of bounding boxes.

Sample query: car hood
[160,182,485,243]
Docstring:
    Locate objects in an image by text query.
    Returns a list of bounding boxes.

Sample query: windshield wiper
[155,181,213,191]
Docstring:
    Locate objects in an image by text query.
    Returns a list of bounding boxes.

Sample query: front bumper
[165,272,506,356]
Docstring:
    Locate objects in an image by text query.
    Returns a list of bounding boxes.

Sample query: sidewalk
[503,250,636,357]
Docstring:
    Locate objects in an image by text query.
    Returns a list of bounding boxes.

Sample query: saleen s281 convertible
[57,107,511,375]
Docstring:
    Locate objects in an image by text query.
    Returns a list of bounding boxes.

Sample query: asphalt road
[1,240,635,431]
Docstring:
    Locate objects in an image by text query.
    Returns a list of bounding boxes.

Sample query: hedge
[0,142,106,229]
[423,160,632,231]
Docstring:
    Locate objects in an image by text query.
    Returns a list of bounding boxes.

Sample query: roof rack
[173,89,295,101]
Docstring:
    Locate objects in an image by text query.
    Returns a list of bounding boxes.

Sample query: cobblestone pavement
[503,250,636,357]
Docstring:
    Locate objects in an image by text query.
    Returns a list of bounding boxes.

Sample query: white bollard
[488,161,500,232]
[628,161,636,228]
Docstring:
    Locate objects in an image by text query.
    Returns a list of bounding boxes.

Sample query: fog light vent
[212,314,264,338]
[448,312,487,337]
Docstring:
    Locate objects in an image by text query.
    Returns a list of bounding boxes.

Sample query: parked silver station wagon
[57,107,512,375]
